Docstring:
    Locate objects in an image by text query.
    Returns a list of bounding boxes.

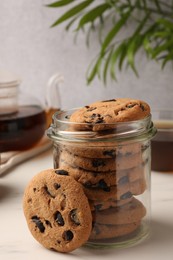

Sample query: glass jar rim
[47,108,157,143]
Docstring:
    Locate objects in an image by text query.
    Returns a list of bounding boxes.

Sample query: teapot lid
[0,69,21,87]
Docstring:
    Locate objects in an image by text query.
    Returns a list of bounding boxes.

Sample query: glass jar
[47,108,156,248]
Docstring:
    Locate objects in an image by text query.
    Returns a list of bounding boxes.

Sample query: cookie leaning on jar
[23,168,92,253]
[48,97,156,247]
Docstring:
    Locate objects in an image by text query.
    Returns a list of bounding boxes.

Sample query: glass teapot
[0,70,63,152]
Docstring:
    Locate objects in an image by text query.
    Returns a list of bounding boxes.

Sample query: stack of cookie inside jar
[48,98,156,247]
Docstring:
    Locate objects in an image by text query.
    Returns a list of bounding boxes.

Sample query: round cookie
[89,221,141,240]
[83,179,146,201]
[59,141,142,159]
[54,160,146,190]
[69,98,151,131]
[83,184,131,201]
[54,165,127,188]
[92,197,146,225]
[23,168,92,253]
[59,150,143,172]
[89,197,132,211]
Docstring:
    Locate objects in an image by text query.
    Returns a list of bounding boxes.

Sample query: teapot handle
[45,73,64,109]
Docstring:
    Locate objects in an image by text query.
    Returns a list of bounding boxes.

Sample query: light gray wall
[0,0,172,111]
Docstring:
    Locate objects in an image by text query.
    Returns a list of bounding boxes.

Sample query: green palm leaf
[51,0,93,27]
[126,13,150,74]
[87,57,102,84]
[110,44,125,80]
[46,0,76,8]
[100,9,133,56]
[152,39,173,58]
[77,3,110,29]
[103,47,114,85]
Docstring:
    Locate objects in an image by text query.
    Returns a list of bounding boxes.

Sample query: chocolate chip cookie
[59,141,141,159]
[90,221,141,240]
[69,98,150,131]
[92,197,146,225]
[54,163,145,187]
[59,150,143,172]
[83,179,146,201]
[23,168,92,253]
[89,197,133,211]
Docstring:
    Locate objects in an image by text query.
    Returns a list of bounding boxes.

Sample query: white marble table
[0,149,173,260]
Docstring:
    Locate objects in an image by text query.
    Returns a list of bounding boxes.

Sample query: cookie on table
[90,221,141,240]
[92,197,146,225]
[23,168,92,253]
[69,98,151,131]
[59,150,144,172]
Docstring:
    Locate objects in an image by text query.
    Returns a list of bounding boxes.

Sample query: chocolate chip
[65,115,70,119]
[118,176,129,185]
[85,105,90,109]
[92,159,106,168]
[86,106,97,112]
[98,180,110,192]
[126,104,136,109]
[33,188,36,192]
[54,211,64,226]
[120,191,132,200]
[102,99,116,102]
[45,220,52,228]
[54,183,61,189]
[70,209,80,225]
[63,230,74,241]
[88,113,105,124]
[84,180,110,192]
[31,216,45,233]
[95,118,104,124]
[90,113,100,118]
[55,169,69,176]
[103,149,116,158]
